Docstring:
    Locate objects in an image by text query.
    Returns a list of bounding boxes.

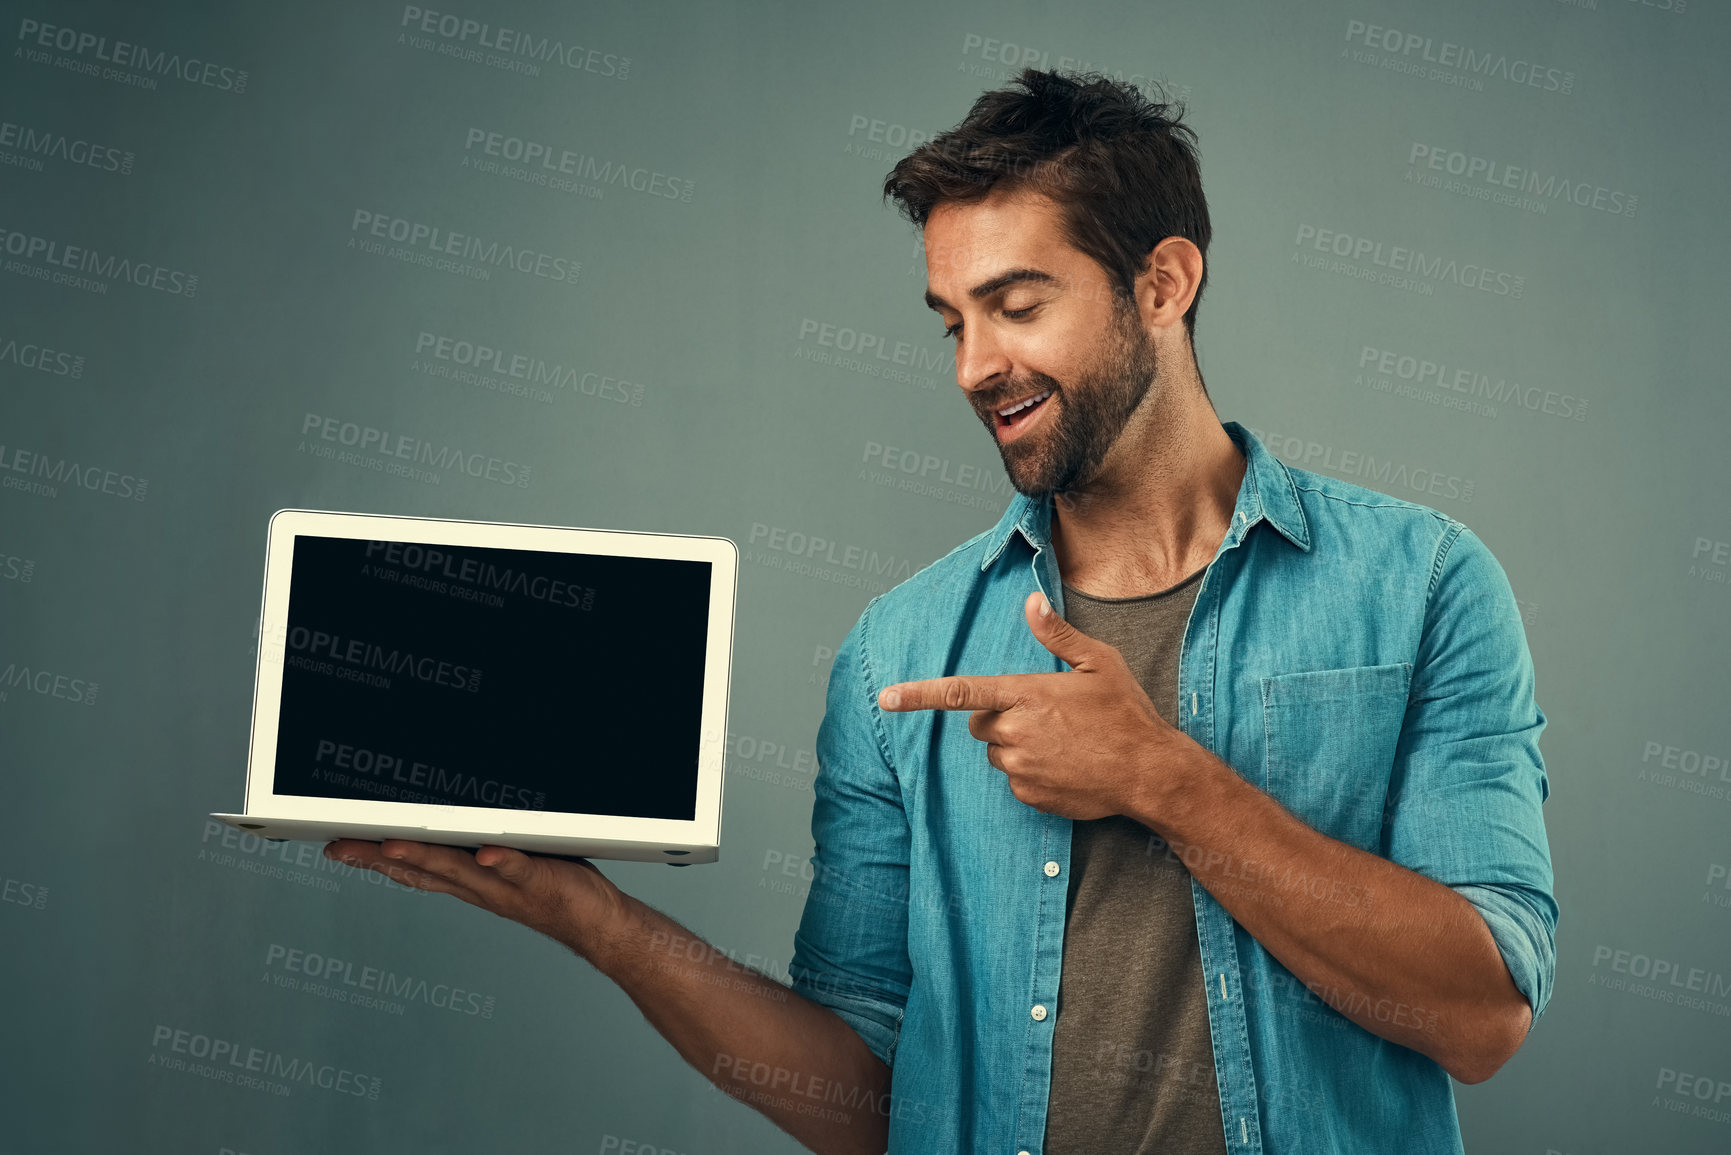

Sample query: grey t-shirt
[1042,566,1226,1154]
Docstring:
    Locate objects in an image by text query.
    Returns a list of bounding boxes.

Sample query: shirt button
[1018,1150,1032,1155]
[1043,860,1060,877]
[1031,1004,1048,1021]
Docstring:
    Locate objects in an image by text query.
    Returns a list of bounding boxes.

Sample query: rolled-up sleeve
[1383,523,1558,1025]
[788,597,913,1066]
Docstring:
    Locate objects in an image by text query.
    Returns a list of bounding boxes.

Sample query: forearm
[1134,744,1530,1082]
[581,894,891,1155]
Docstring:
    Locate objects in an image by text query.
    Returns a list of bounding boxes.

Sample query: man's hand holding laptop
[323,839,631,962]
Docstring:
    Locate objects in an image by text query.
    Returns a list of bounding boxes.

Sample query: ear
[1136,236,1203,336]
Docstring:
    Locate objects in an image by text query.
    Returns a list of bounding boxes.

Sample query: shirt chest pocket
[1260,662,1412,853]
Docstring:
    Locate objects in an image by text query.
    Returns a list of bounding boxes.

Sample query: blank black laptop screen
[270,534,712,820]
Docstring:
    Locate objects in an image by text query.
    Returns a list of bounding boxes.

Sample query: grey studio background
[1,0,1727,1152]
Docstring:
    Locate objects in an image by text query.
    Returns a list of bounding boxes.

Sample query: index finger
[879,675,1024,713]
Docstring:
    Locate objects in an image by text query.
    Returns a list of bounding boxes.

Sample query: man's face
[923,188,1158,498]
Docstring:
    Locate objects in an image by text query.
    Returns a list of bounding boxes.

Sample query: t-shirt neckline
[1061,564,1208,605]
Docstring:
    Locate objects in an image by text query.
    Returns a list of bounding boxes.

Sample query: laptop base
[208,813,712,865]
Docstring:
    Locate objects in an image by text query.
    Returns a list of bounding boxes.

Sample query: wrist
[1129,733,1223,838]
[564,881,644,974]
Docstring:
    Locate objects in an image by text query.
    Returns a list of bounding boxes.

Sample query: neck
[1049,361,1246,598]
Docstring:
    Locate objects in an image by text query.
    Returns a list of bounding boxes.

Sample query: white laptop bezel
[246,508,735,849]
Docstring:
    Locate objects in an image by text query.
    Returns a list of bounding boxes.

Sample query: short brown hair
[883,68,1211,339]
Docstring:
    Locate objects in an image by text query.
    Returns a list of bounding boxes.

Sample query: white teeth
[997,389,1052,418]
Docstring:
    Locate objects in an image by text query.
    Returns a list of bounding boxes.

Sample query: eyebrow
[924,267,1059,312]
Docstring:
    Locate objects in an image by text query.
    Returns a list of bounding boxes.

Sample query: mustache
[973,373,1062,413]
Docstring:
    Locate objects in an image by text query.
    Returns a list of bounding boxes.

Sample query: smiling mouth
[992,388,1053,437]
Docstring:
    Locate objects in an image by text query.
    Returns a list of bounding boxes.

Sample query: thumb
[1025,591,1106,672]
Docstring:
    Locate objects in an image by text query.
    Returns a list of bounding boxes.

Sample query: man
[328,69,1555,1155]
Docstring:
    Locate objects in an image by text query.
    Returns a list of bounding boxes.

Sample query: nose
[954,319,1011,397]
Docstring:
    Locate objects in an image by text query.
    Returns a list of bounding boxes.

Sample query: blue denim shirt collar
[978,419,1313,572]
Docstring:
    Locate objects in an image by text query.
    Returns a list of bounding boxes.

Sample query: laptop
[211,509,737,865]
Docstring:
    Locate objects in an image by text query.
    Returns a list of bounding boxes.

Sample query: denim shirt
[788,421,1556,1155]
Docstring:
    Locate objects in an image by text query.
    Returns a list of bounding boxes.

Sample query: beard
[972,303,1160,499]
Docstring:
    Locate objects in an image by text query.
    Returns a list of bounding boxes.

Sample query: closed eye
[941,305,1038,341]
